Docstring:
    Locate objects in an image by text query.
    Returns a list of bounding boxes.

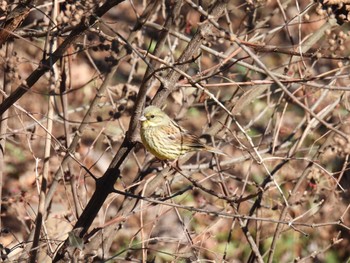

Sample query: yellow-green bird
[139,105,222,161]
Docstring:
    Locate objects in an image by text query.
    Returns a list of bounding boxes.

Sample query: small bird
[139,105,223,161]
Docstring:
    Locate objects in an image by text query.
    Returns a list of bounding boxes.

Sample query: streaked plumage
[139,105,221,160]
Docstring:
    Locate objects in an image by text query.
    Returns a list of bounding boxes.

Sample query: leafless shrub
[0,0,349,262]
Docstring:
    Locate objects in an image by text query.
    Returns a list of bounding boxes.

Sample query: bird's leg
[161,160,167,169]
[166,159,182,171]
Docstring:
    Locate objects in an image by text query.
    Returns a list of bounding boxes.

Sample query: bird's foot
[163,159,182,171]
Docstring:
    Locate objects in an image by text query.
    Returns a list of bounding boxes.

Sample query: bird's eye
[150,115,155,119]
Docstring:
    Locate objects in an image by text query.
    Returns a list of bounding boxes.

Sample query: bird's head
[139,106,171,128]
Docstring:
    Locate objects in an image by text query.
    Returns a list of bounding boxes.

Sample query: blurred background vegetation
[0,0,349,262]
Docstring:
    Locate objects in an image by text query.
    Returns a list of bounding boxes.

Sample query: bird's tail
[205,146,228,156]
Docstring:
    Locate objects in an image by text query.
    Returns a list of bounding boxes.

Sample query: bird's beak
[139,115,147,122]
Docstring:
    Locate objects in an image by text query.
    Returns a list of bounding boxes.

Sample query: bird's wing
[163,120,226,155]
[163,121,205,149]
